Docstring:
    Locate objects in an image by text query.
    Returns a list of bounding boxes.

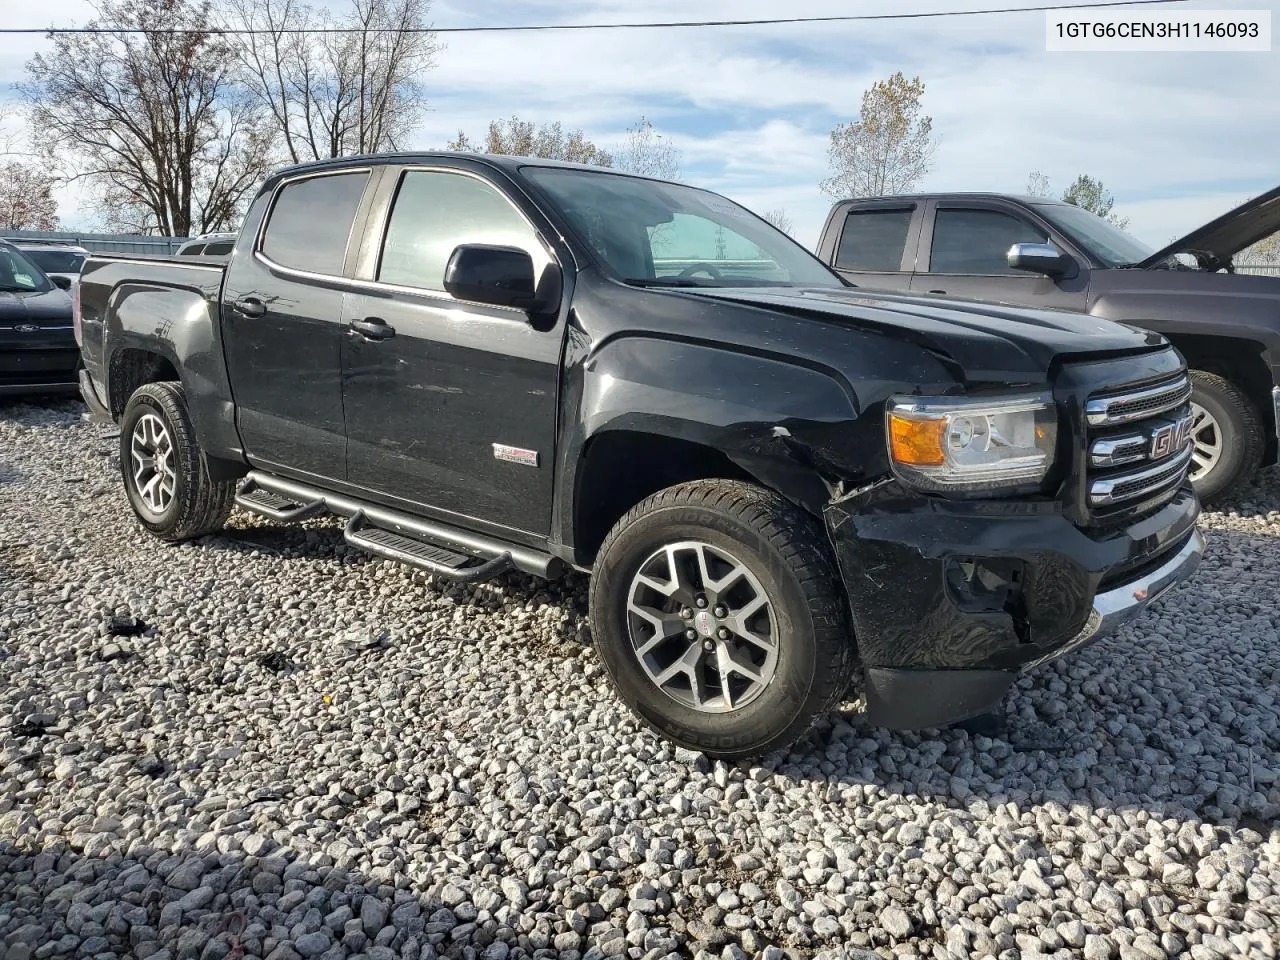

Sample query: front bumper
[824,482,1204,729]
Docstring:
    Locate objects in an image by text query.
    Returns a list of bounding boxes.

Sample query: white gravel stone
[2,399,1280,960]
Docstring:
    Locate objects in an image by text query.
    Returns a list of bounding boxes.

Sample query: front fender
[572,335,886,515]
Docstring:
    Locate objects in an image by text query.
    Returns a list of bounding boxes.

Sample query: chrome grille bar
[1089,444,1192,506]
[1090,434,1148,468]
[1085,375,1192,427]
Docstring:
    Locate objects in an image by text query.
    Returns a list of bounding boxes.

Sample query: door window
[260,171,370,276]
[930,209,1048,275]
[834,208,914,272]
[378,170,544,292]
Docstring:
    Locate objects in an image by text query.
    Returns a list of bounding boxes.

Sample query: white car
[5,239,88,288]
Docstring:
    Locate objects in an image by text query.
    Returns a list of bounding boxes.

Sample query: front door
[341,167,563,538]
[221,169,375,479]
[909,204,1089,310]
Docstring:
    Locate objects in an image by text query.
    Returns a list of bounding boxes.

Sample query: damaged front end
[823,479,1202,729]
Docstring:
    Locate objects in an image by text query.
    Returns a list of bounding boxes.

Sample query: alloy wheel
[1188,401,1223,483]
[130,412,176,514]
[626,540,779,713]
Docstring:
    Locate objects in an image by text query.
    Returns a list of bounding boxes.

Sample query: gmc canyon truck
[817,188,1280,502]
[77,154,1204,757]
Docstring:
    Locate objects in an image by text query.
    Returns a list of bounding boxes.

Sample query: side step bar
[344,512,514,583]
[236,470,563,580]
[235,478,328,523]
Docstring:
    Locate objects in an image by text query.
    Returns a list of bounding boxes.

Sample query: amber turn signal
[888,413,947,467]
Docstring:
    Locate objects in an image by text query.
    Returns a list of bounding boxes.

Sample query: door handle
[348,317,396,341]
[928,289,947,295]
[233,297,266,318]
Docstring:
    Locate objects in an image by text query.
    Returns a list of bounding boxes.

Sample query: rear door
[221,167,379,480]
[820,200,923,292]
[340,163,564,538]
[909,200,1089,309]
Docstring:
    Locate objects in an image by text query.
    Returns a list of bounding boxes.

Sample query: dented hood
[1138,184,1280,269]
[689,286,1164,381]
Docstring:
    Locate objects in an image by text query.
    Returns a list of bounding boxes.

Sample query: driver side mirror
[1007,242,1076,280]
[51,275,72,291]
[443,244,562,318]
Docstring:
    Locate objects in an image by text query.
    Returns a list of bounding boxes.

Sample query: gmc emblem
[1150,413,1194,459]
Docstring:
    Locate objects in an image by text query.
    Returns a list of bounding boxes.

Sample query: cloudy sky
[1,0,1276,247]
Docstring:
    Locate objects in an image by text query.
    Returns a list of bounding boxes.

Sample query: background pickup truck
[817,188,1280,502]
[77,154,1203,757]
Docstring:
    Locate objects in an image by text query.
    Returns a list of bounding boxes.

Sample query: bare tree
[761,208,793,236]
[21,0,275,236]
[227,0,439,163]
[449,117,613,166]
[1026,170,1053,198]
[615,117,680,180]
[821,72,935,199]
[0,162,59,230]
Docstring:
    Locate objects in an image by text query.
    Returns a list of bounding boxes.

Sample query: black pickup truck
[817,188,1280,502]
[77,154,1204,757]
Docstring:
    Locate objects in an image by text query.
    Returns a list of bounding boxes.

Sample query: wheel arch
[1165,333,1276,465]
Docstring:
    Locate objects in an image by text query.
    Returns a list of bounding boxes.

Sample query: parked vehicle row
[74,154,1205,756]
[816,188,1280,501]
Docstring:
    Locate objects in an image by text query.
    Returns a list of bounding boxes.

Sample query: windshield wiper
[0,285,36,292]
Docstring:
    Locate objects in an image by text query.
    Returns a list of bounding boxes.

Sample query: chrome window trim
[1089,443,1192,506]
[1085,375,1192,426]
[253,166,374,283]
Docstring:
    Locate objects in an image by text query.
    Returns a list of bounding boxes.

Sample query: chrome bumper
[1272,386,1280,439]
[1026,527,1206,670]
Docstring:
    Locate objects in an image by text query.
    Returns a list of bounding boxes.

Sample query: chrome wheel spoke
[627,539,779,714]
[130,413,176,514]
[1187,402,1222,481]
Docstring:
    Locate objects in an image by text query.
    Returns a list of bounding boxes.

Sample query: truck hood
[1138,184,1280,270]
[0,287,73,327]
[691,286,1164,381]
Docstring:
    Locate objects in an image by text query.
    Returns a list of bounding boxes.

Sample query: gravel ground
[1,397,1277,960]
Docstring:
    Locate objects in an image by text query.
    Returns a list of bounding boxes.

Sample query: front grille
[1085,372,1194,514]
[1085,374,1192,426]
[1090,445,1192,506]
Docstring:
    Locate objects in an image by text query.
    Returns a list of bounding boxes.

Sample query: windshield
[1032,201,1155,267]
[524,167,843,287]
[0,246,53,293]
[24,250,86,274]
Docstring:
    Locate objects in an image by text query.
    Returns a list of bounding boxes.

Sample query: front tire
[588,480,855,759]
[1188,370,1263,504]
[119,381,235,541]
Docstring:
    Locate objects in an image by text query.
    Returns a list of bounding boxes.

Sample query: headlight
[886,394,1057,493]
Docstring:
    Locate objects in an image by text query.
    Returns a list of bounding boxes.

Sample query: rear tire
[1188,370,1263,504]
[119,381,235,541]
[588,479,855,759]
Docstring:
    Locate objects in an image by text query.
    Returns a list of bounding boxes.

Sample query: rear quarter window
[260,171,370,276]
